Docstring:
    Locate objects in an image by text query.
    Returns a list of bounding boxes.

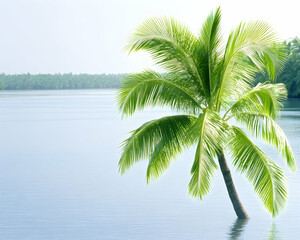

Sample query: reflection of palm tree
[269,223,282,240]
[117,7,296,218]
[227,219,249,240]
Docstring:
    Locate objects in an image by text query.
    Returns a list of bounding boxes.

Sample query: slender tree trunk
[218,152,249,219]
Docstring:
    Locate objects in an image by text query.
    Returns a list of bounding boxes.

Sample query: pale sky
[1,0,300,74]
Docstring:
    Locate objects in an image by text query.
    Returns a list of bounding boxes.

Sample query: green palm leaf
[117,70,203,117]
[225,83,287,119]
[125,16,203,92]
[188,110,227,199]
[193,7,223,103]
[119,114,196,174]
[233,112,296,171]
[228,126,287,216]
[216,21,286,109]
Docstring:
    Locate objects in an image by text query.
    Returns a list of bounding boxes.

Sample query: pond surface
[0,90,299,239]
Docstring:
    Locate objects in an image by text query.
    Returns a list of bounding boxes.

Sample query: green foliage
[226,83,287,119]
[188,110,227,199]
[256,37,300,97]
[228,126,287,217]
[233,112,295,171]
[118,115,197,178]
[0,73,124,90]
[118,7,296,217]
[117,70,203,117]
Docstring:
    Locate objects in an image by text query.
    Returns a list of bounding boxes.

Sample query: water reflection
[227,219,249,240]
[268,223,282,240]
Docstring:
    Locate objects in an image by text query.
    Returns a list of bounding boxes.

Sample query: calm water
[0,90,299,240]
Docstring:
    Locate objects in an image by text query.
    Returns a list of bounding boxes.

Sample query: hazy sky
[1,0,300,74]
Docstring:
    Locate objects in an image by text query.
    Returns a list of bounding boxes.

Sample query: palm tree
[117,7,296,219]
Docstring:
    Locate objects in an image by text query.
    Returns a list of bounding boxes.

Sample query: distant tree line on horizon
[0,38,300,97]
[0,73,125,90]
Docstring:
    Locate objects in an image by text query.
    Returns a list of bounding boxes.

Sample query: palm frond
[259,43,287,80]
[216,21,286,109]
[125,16,203,92]
[199,7,223,58]
[188,110,228,199]
[119,115,197,175]
[193,7,223,104]
[225,83,287,119]
[146,137,181,183]
[233,112,296,171]
[117,70,203,117]
[228,126,287,217]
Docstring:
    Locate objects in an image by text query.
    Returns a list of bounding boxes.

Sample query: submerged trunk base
[218,153,249,219]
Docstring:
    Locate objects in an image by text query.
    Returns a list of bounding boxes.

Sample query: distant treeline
[1,38,300,97]
[0,73,124,90]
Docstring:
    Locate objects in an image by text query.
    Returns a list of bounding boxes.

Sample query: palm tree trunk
[218,152,249,219]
